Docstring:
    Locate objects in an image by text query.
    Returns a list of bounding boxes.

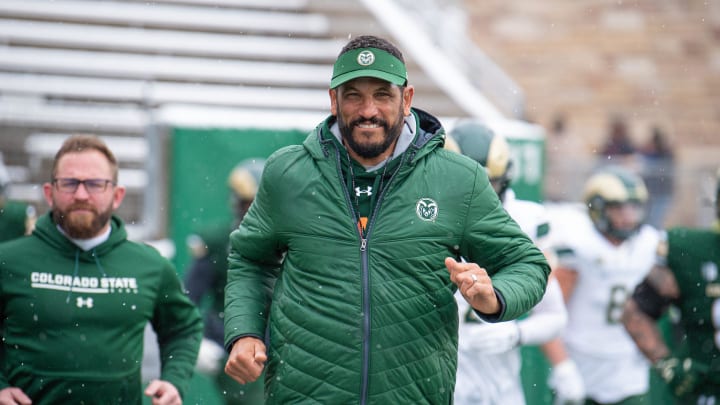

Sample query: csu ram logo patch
[416,198,438,222]
[357,50,375,66]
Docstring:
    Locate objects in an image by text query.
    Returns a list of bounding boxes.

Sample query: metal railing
[387,0,527,119]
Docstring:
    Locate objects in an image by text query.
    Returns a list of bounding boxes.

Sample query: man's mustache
[68,204,97,213]
[351,117,387,128]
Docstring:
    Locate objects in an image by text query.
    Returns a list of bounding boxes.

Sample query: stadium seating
[0,0,507,239]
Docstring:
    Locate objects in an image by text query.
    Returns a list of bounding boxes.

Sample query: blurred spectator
[544,114,593,202]
[638,126,675,228]
[0,151,36,242]
[600,115,636,157]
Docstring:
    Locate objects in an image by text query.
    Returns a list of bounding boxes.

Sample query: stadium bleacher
[0,0,517,240]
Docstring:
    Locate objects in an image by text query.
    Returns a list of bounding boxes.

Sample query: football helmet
[443,133,461,154]
[583,166,648,241]
[228,158,265,222]
[449,119,513,200]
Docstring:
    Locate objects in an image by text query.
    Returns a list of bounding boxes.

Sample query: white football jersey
[549,203,660,403]
[454,190,565,405]
[454,305,525,405]
[504,190,552,250]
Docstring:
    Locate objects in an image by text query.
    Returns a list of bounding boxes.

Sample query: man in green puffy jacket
[0,135,203,405]
[223,35,550,404]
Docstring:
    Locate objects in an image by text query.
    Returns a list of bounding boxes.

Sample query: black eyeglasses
[52,178,116,194]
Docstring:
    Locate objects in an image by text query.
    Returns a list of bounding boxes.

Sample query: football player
[550,165,661,404]
[622,167,720,404]
[449,120,584,405]
[184,158,266,405]
[0,151,36,242]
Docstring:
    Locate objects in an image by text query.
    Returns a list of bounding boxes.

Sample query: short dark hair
[52,135,119,182]
[339,35,405,64]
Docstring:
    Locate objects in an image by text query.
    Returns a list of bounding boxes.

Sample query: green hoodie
[0,213,202,404]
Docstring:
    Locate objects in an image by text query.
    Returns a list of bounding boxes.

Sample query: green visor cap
[330,47,408,88]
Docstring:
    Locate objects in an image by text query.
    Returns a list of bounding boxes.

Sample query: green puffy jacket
[225,109,549,404]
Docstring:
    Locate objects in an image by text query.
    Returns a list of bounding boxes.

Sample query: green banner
[507,136,545,203]
[169,127,307,274]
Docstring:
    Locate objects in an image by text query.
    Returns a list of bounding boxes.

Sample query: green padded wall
[169,127,308,275]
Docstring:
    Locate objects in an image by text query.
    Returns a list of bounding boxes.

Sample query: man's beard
[338,105,405,160]
[52,202,113,239]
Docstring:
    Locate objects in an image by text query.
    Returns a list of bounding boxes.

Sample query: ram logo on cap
[357,50,375,66]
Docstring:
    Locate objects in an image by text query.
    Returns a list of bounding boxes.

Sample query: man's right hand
[0,387,32,405]
[224,336,267,385]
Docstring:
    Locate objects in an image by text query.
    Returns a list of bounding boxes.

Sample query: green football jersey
[667,227,720,398]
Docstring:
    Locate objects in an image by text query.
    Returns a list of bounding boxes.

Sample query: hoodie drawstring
[66,250,81,304]
[92,248,107,278]
[65,248,107,304]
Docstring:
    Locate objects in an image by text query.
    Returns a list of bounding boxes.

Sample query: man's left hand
[144,380,181,405]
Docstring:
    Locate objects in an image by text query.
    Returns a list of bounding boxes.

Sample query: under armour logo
[76,297,94,308]
[355,186,373,197]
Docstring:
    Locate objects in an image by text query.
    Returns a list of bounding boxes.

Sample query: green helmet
[583,165,649,241]
[449,119,513,199]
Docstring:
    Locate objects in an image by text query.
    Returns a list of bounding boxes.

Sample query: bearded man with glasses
[0,134,202,405]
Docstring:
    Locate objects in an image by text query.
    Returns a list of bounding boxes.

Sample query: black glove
[654,356,708,397]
